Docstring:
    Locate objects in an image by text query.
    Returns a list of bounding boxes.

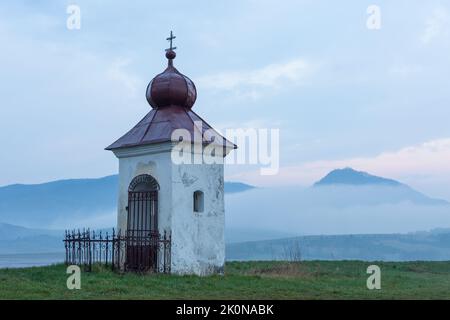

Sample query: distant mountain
[314,168,401,186]
[2,221,450,261]
[0,223,63,254]
[225,173,450,236]
[312,168,448,206]
[0,175,254,228]
[0,223,62,241]
[0,234,64,255]
[0,175,118,228]
[224,182,255,194]
[1,169,448,248]
[225,227,294,243]
[0,223,289,254]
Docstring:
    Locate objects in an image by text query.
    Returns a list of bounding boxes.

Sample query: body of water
[0,252,64,269]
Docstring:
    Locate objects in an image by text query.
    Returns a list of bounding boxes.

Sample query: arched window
[128,174,159,192]
[127,174,159,232]
[126,174,159,271]
[193,190,204,213]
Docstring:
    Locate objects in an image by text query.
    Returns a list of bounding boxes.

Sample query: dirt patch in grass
[243,262,316,278]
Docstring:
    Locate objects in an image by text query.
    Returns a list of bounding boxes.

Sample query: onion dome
[106,32,237,152]
[146,49,197,109]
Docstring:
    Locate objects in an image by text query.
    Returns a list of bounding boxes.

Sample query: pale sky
[1,1,450,199]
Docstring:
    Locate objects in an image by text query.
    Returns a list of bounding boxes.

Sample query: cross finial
[165,31,177,52]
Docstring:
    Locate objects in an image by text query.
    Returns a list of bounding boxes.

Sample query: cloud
[0,13,145,186]
[388,64,424,77]
[420,6,450,44]
[228,137,450,198]
[226,186,450,235]
[197,58,315,99]
[50,210,116,229]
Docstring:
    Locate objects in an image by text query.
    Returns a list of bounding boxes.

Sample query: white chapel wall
[115,145,173,236]
[170,161,225,275]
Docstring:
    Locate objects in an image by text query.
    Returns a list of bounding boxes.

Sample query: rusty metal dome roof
[146,50,197,109]
[106,32,237,152]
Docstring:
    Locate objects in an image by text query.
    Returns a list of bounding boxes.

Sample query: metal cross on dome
[166,31,177,52]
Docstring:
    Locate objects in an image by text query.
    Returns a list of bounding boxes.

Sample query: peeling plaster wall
[115,148,172,237]
[114,145,172,271]
[113,142,225,276]
[170,162,225,275]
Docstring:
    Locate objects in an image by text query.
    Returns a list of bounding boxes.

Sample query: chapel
[106,32,236,275]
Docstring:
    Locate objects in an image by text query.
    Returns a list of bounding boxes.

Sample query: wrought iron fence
[63,229,171,273]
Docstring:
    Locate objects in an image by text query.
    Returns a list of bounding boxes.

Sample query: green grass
[0,261,449,299]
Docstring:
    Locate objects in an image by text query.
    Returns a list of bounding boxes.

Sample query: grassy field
[0,261,449,299]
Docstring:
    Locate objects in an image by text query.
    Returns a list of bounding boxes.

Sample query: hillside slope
[0,176,254,228]
[226,230,450,261]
